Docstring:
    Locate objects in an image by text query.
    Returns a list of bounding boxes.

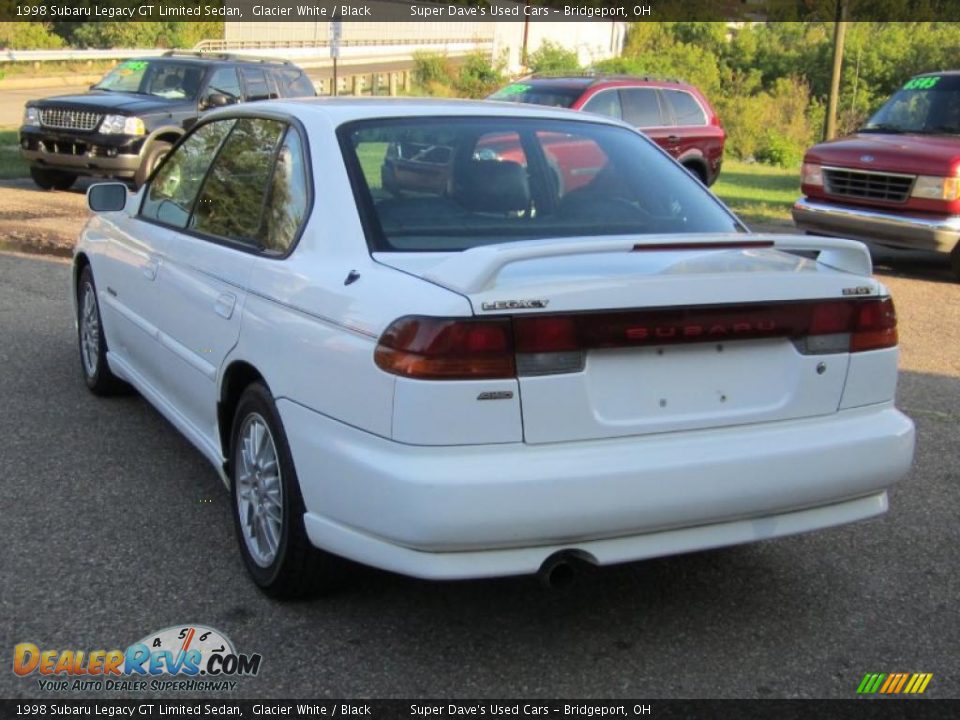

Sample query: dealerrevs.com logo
[13,625,262,692]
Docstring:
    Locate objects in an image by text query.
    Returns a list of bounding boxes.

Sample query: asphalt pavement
[0,251,957,700]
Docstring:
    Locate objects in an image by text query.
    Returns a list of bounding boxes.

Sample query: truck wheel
[135,141,173,189]
[31,167,77,191]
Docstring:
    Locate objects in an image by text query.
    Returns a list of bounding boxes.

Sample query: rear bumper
[792,196,960,254]
[280,401,915,579]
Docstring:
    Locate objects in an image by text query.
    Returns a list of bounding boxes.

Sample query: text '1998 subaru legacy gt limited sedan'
[74,98,915,597]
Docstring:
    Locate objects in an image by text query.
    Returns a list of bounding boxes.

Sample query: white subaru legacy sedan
[74,99,915,597]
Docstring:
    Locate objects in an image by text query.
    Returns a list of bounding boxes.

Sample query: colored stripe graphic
[857,672,932,694]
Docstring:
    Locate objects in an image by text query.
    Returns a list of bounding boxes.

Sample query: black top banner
[3,0,960,23]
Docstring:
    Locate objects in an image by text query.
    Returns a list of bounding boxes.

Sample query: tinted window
[344,118,739,252]
[261,129,309,254]
[582,91,622,120]
[141,120,235,228]
[240,67,278,102]
[206,67,242,104]
[274,68,316,98]
[663,90,707,126]
[620,88,664,127]
[191,118,286,244]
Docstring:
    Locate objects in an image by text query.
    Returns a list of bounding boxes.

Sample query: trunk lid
[375,234,882,444]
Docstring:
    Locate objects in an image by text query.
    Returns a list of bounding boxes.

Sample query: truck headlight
[22,107,40,127]
[100,115,146,136]
[911,175,960,201]
[801,162,823,187]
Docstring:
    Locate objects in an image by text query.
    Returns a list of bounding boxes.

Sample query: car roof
[522,74,691,88]
[129,54,295,68]
[207,96,632,126]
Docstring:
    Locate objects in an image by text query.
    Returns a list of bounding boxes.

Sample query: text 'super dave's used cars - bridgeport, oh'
[74,98,915,597]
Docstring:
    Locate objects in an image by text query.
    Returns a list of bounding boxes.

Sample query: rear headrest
[454,160,529,213]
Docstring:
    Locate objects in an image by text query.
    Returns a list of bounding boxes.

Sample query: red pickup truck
[793,71,960,279]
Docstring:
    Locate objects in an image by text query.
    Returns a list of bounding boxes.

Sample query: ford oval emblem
[860,155,875,163]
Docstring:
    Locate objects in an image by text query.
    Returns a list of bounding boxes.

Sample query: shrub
[455,50,505,98]
[0,22,64,50]
[526,40,580,73]
[412,51,454,88]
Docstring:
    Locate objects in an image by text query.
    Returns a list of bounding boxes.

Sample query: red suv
[793,71,960,279]
[488,74,726,185]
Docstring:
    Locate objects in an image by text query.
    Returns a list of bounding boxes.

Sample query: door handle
[143,256,160,280]
[215,292,236,319]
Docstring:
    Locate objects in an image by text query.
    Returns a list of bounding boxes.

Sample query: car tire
[31,167,77,191]
[135,141,173,189]
[230,382,345,599]
[951,244,960,282]
[76,265,127,396]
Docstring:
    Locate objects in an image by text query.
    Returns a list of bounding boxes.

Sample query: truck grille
[823,167,915,203]
[39,108,102,132]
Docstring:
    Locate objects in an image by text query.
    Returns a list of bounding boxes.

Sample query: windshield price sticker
[904,76,941,90]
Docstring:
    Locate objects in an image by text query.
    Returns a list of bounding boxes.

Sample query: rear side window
[240,67,278,101]
[140,119,235,228]
[261,129,309,253]
[190,118,286,244]
[274,68,316,97]
[620,88,664,127]
[663,90,707,126]
[581,91,622,120]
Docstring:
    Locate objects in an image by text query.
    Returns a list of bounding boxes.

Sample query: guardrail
[2,38,494,64]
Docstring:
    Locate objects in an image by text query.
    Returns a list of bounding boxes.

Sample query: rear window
[488,83,584,108]
[863,74,960,134]
[341,117,740,252]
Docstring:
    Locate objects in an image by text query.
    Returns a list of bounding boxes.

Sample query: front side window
[141,119,235,228]
[190,118,286,244]
[343,117,739,252]
[582,91,623,120]
[206,68,242,104]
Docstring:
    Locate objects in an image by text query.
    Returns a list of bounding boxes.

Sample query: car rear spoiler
[421,234,873,294]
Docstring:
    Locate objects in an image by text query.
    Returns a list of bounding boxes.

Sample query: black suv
[20,51,316,190]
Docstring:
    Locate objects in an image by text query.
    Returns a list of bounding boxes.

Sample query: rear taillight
[850,297,898,352]
[374,298,897,380]
[374,316,515,379]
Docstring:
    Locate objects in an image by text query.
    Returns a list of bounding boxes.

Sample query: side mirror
[87,182,128,212]
[202,92,230,109]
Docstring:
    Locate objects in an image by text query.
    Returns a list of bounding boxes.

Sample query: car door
[660,88,712,166]
[149,116,295,444]
[619,87,677,156]
[98,119,233,394]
